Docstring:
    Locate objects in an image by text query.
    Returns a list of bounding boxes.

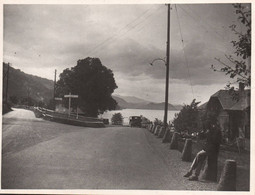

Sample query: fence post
[162,128,171,143]
[158,126,166,138]
[217,159,236,191]
[154,125,160,135]
[181,139,192,161]
[170,132,179,149]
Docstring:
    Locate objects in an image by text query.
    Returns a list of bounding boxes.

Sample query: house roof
[198,101,208,110]
[210,89,250,111]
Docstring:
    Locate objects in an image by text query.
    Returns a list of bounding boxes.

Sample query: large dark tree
[56,57,118,117]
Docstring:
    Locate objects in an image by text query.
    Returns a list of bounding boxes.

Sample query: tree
[37,100,46,108]
[173,99,200,134]
[9,96,19,105]
[111,113,123,125]
[46,98,55,110]
[56,57,118,117]
[154,118,163,126]
[211,3,251,88]
[21,96,35,106]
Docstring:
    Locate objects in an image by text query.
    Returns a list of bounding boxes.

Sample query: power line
[175,5,195,99]
[177,5,234,58]
[112,5,163,42]
[86,5,157,56]
[121,5,165,36]
[91,5,162,55]
[178,5,226,43]
[185,4,223,39]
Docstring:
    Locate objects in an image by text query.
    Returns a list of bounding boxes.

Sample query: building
[200,83,250,142]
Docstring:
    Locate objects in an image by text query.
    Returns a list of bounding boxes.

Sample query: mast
[53,69,56,99]
[164,4,170,127]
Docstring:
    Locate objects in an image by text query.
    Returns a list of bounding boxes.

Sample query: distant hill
[3,63,54,104]
[114,95,150,104]
[173,104,183,110]
[139,102,178,110]
[2,63,182,111]
[112,95,143,109]
[112,96,129,110]
[112,95,181,111]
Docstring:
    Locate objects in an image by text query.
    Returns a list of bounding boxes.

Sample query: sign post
[64,93,78,117]
[54,97,63,101]
[54,97,63,112]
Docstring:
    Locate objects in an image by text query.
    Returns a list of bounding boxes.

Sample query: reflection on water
[100,109,179,125]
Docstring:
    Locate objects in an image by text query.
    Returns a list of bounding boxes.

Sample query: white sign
[64,93,79,117]
[64,94,78,98]
[54,97,63,101]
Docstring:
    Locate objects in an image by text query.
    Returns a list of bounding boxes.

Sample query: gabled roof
[198,101,208,110]
[229,91,250,111]
[210,89,250,111]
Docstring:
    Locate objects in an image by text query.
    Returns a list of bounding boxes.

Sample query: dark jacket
[203,125,222,156]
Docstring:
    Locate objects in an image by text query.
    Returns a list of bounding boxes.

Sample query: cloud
[113,72,227,104]
[97,37,234,86]
[3,4,245,103]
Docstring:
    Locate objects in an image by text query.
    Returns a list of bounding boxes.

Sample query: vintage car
[129,116,142,127]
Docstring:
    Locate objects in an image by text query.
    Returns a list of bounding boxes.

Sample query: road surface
[2,108,217,190]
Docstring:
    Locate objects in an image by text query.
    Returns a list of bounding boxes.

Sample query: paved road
[2,108,217,190]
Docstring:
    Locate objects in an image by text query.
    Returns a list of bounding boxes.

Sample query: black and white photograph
[1,0,253,193]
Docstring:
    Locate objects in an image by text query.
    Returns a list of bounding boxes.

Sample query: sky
[3,2,251,105]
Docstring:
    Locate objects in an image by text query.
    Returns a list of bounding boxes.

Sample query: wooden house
[200,83,250,141]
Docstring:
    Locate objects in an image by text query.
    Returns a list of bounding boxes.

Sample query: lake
[100,109,179,125]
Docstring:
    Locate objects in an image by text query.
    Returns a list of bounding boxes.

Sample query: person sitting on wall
[183,121,221,181]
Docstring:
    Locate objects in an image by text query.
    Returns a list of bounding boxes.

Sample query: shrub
[111,113,123,125]
[154,118,163,126]
[173,99,200,134]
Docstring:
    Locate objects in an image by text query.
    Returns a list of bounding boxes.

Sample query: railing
[34,107,103,123]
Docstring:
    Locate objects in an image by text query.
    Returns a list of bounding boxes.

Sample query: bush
[111,113,123,125]
[154,118,163,126]
[2,101,12,114]
[173,99,200,134]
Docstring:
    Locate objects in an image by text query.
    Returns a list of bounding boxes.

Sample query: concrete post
[217,160,236,191]
[162,128,171,143]
[181,139,192,161]
[152,124,157,133]
[155,125,161,136]
[170,132,179,149]
[158,126,166,138]
[149,124,152,132]
[153,125,156,133]
[151,124,155,132]
[154,125,159,135]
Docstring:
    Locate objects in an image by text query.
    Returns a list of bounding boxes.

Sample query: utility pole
[163,4,170,127]
[5,63,10,103]
[53,69,57,110]
[26,87,31,106]
[53,69,56,99]
[68,92,71,116]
